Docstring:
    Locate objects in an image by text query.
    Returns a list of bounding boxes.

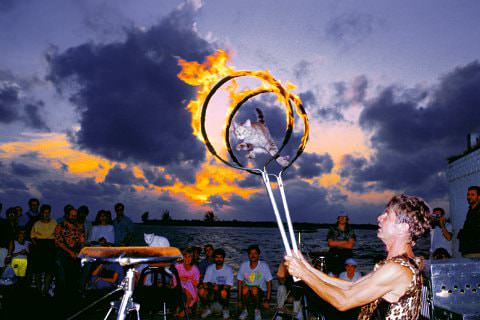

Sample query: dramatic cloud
[47,1,212,171]
[143,167,175,187]
[104,165,146,186]
[10,162,41,177]
[340,61,480,199]
[300,90,346,122]
[0,77,49,130]
[325,12,381,49]
[293,152,334,179]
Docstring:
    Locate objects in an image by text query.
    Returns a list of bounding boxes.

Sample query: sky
[1,0,480,223]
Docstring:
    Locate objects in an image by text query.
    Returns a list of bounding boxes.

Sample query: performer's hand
[284,255,306,279]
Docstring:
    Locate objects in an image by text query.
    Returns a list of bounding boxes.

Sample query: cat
[232,108,290,167]
[144,233,170,247]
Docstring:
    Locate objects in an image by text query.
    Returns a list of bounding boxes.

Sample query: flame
[177,50,235,141]
[177,49,309,162]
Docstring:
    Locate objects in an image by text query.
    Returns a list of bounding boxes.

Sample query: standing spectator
[326,215,356,276]
[430,207,453,258]
[0,208,20,249]
[25,198,40,222]
[15,206,28,228]
[113,203,134,246]
[24,198,40,238]
[174,248,200,316]
[237,244,273,320]
[54,207,85,296]
[458,186,480,257]
[199,248,234,319]
[30,204,57,296]
[88,210,115,246]
[78,205,92,241]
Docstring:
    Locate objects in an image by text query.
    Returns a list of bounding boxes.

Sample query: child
[9,229,31,282]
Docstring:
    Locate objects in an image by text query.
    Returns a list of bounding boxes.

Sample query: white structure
[446,147,480,257]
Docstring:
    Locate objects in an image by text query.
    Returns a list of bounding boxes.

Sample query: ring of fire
[200,70,309,175]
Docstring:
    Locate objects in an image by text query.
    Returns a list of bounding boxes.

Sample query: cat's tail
[255,108,265,124]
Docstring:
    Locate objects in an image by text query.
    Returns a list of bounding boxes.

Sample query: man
[25,198,40,222]
[54,207,85,296]
[198,244,215,278]
[285,194,431,319]
[77,205,92,241]
[276,261,303,320]
[237,244,273,320]
[458,186,480,257]
[199,248,234,320]
[15,206,28,227]
[326,215,356,276]
[430,207,452,258]
[113,202,134,246]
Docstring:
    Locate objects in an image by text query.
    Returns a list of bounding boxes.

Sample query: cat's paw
[247,151,256,159]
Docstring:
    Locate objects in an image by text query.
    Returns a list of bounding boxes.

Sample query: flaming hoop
[178,51,309,257]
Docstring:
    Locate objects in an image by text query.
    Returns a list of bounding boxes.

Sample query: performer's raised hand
[283,254,307,280]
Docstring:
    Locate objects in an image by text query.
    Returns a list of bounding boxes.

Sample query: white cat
[233,108,290,167]
[144,233,170,247]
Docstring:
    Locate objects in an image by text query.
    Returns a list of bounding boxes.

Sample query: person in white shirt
[88,210,115,246]
[430,207,453,258]
[237,245,273,320]
[199,248,234,319]
[338,258,362,282]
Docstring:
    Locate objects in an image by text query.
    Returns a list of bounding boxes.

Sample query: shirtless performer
[285,194,431,319]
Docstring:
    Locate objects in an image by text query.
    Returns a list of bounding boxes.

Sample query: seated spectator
[88,210,115,246]
[0,247,15,285]
[199,248,234,320]
[276,260,303,320]
[174,248,200,316]
[198,244,214,279]
[192,246,202,266]
[432,247,451,260]
[90,263,124,290]
[237,244,273,320]
[338,258,362,282]
[30,204,57,296]
[9,229,31,283]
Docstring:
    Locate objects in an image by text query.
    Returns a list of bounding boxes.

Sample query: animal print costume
[358,255,423,320]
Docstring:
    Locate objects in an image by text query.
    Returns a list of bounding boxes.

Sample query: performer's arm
[285,256,411,311]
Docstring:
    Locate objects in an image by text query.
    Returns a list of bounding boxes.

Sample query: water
[134,225,430,276]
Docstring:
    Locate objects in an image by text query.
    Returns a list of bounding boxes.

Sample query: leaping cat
[232,108,290,167]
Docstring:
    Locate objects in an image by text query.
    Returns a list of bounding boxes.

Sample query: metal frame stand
[104,268,141,320]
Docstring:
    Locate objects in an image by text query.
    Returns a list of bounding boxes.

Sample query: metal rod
[277,173,298,255]
[261,170,292,256]
[66,287,123,320]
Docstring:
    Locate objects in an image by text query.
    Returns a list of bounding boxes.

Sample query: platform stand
[104,268,140,320]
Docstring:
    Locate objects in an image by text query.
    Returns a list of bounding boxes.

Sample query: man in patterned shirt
[54,207,85,296]
[285,194,432,320]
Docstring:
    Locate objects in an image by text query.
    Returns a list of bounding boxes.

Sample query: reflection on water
[134,225,430,275]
